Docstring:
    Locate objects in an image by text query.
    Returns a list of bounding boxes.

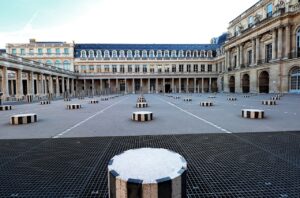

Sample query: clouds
[0,0,258,48]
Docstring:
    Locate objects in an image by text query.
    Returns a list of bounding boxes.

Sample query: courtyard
[0,93,299,197]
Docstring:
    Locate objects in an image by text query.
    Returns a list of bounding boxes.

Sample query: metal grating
[0,132,299,197]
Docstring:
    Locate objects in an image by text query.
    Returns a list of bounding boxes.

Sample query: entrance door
[242,74,250,93]
[229,76,235,93]
[259,71,269,93]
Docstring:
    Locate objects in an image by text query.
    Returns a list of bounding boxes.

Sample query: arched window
[193,50,198,57]
[200,50,205,57]
[134,50,140,58]
[178,50,184,58]
[88,50,94,58]
[80,50,87,58]
[46,60,53,65]
[127,50,133,58]
[297,29,300,57]
[96,50,102,58]
[164,50,169,58]
[149,50,155,58]
[290,67,300,93]
[186,50,191,57]
[171,50,177,58]
[55,60,61,68]
[157,50,162,58]
[104,50,110,58]
[207,50,213,58]
[142,50,147,58]
[112,50,118,58]
[63,60,70,70]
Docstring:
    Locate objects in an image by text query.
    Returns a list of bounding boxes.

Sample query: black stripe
[127,179,143,198]
[262,112,264,118]
[11,117,15,125]
[255,112,259,119]
[247,111,251,118]
[150,113,153,120]
[145,114,148,121]
[181,170,187,198]
[34,115,37,122]
[27,116,32,123]
[157,177,172,198]
[18,117,22,124]
[138,114,141,121]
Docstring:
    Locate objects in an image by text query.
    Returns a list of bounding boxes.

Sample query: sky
[0,0,259,48]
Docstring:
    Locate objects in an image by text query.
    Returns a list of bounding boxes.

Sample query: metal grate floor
[0,132,299,197]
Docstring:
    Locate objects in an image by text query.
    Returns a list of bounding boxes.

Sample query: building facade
[1,0,300,99]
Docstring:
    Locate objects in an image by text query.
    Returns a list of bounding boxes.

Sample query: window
[29,49,34,55]
[201,64,205,72]
[81,50,87,58]
[89,65,94,73]
[120,65,125,73]
[193,50,198,57]
[248,16,254,27]
[179,64,184,72]
[64,48,69,54]
[179,50,184,58]
[171,50,177,58]
[119,50,125,58]
[104,50,110,58]
[128,65,132,73]
[134,50,140,58]
[104,65,109,72]
[267,3,273,18]
[96,50,102,58]
[20,48,25,55]
[266,44,272,62]
[172,65,176,72]
[127,50,133,58]
[187,64,191,72]
[157,65,162,73]
[208,64,212,72]
[248,50,252,65]
[112,65,117,73]
[164,65,170,73]
[112,50,118,58]
[164,50,169,58]
[12,49,16,55]
[63,60,70,70]
[38,48,43,55]
[149,50,155,58]
[290,67,300,92]
[297,29,300,57]
[47,48,51,55]
[89,50,94,58]
[186,51,191,57]
[55,60,61,68]
[96,65,101,73]
[200,51,205,57]
[157,50,162,58]
[142,50,147,58]
[56,48,60,55]
[143,65,147,73]
[46,60,53,65]
[81,65,87,73]
[135,65,140,73]
[194,64,198,72]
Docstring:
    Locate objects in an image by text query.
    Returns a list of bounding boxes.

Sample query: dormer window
[186,50,191,57]
[248,16,254,27]
[157,50,162,58]
[134,50,140,58]
[96,50,102,58]
[142,50,147,58]
[112,50,118,58]
[149,50,155,58]
[200,50,205,57]
[193,50,198,57]
[88,50,94,58]
[104,50,110,58]
[178,50,184,58]
[164,50,170,57]
[81,50,87,58]
[119,50,125,58]
[171,50,177,57]
[127,50,133,58]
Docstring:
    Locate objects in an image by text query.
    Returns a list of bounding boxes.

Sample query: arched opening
[229,76,235,93]
[297,28,300,57]
[290,67,300,93]
[242,74,250,93]
[259,71,269,93]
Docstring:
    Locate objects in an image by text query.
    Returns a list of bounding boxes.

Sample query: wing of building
[0,0,299,99]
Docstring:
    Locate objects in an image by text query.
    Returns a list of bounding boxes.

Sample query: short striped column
[108,148,187,198]
[183,98,192,102]
[243,95,250,98]
[208,96,216,99]
[64,98,71,101]
[101,97,109,101]
[200,101,213,107]
[136,102,148,108]
[89,100,99,104]
[78,96,85,100]
[173,96,180,99]
[262,100,276,105]
[227,97,237,101]
[242,109,264,119]
[10,113,37,125]
[132,111,153,122]
[67,104,81,110]
[40,101,51,105]
[26,95,33,103]
[271,96,280,100]
[0,105,12,111]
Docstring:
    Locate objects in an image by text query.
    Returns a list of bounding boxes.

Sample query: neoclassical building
[0,0,300,99]
[221,0,300,94]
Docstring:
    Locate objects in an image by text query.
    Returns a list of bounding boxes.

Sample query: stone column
[277,27,283,59]
[285,25,291,58]
[148,78,150,94]
[92,79,95,95]
[99,79,102,94]
[41,74,44,95]
[36,74,41,96]
[44,76,48,94]
[124,79,127,94]
[71,78,75,96]
[1,67,9,98]
[209,78,212,93]
[66,78,70,95]
[186,78,189,93]
[272,29,277,60]
[56,76,60,97]
[49,75,53,95]
[140,78,142,93]
[163,78,165,93]
[171,78,174,93]
[61,77,65,95]
[155,78,158,94]
[255,37,260,65]
[240,44,244,66]
[179,78,181,93]
[237,45,240,69]
[16,69,23,98]
[132,79,135,94]
[83,79,86,95]
[31,73,35,95]
[251,39,255,65]
[201,78,204,93]
[194,78,197,93]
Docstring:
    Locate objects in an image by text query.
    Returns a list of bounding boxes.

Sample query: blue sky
[0,0,258,48]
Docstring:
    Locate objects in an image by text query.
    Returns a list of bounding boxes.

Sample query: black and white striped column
[227,97,237,101]
[89,100,99,104]
[243,95,250,98]
[136,102,148,108]
[242,109,264,119]
[67,104,81,110]
[271,96,280,100]
[262,100,276,105]
[132,111,153,122]
[200,102,213,107]
[101,97,109,101]
[64,98,71,101]
[78,96,85,100]
[0,105,12,111]
[10,113,37,125]
[173,96,180,99]
[183,98,192,102]
[208,96,216,99]
[108,148,187,198]
[40,101,51,105]
[26,95,33,103]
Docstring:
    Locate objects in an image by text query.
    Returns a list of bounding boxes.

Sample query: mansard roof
[75,43,220,51]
